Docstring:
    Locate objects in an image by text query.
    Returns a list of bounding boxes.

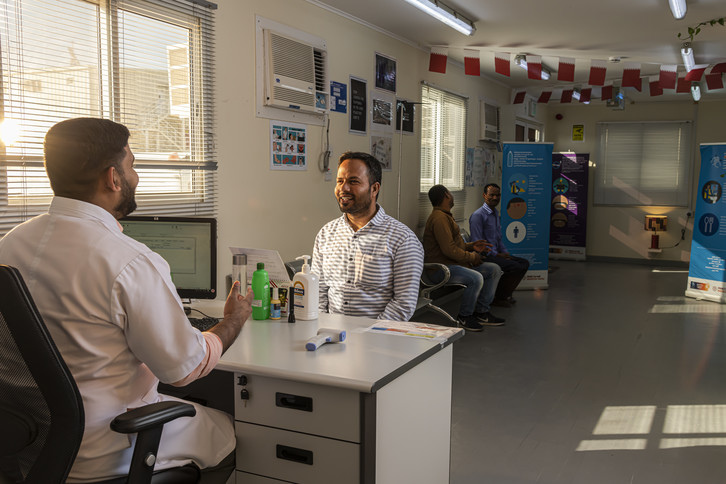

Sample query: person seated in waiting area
[311,151,424,321]
[469,183,530,307]
[0,118,253,483]
[422,184,505,332]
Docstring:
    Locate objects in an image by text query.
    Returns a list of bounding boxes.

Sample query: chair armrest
[111,401,196,434]
[421,263,451,298]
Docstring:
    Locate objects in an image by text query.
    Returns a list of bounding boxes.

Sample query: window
[595,121,691,206]
[0,0,217,236]
[419,83,467,224]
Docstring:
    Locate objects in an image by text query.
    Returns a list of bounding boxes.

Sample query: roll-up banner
[549,153,589,261]
[502,142,554,289]
[686,143,726,303]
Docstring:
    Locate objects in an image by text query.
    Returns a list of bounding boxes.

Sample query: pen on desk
[288,287,296,323]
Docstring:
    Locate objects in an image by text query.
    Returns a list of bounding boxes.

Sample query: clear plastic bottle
[251,262,270,320]
[232,254,247,294]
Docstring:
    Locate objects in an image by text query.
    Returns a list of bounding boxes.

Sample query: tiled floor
[419,260,726,484]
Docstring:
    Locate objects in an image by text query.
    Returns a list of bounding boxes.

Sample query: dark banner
[549,153,589,260]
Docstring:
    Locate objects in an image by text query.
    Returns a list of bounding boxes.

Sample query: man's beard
[338,189,373,215]
[115,175,137,218]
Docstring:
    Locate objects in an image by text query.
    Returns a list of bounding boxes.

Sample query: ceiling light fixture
[681,43,695,71]
[514,54,552,80]
[669,0,687,19]
[402,0,476,36]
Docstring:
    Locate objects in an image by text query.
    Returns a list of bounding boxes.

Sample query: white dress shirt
[0,197,234,482]
[311,205,424,321]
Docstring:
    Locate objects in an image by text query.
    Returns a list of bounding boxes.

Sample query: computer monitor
[119,216,217,300]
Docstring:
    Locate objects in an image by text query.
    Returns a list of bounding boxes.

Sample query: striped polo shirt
[311,205,424,321]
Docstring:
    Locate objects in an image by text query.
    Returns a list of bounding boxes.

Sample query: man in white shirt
[0,118,253,483]
[311,152,424,321]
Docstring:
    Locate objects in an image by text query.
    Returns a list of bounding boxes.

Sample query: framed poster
[395,99,415,134]
[371,135,393,171]
[375,52,396,93]
[349,76,367,135]
[270,120,307,170]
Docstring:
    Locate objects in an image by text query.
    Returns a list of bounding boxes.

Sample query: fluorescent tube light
[514,55,551,80]
[402,0,475,36]
[691,83,701,101]
[681,44,695,72]
[669,0,687,19]
[572,90,581,101]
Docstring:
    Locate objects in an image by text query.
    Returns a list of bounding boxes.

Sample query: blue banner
[502,143,554,289]
[549,153,589,261]
[686,144,726,303]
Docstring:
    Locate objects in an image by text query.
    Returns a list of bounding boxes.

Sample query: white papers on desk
[229,247,291,288]
[365,320,461,342]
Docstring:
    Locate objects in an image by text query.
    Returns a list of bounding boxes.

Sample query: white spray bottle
[292,255,319,320]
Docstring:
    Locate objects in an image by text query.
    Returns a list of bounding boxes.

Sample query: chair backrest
[0,265,84,483]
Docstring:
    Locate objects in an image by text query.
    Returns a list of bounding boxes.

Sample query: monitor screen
[119,216,217,300]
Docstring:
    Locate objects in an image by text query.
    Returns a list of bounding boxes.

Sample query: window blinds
[0,0,217,236]
[418,83,468,226]
[595,121,691,206]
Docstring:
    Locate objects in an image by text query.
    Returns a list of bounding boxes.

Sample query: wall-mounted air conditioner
[480,100,500,141]
[264,29,327,114]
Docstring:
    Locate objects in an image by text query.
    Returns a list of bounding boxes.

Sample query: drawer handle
[276,444,314,465]
[275,392,313,412]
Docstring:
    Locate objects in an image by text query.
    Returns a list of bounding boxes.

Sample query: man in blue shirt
[469,183,530,307]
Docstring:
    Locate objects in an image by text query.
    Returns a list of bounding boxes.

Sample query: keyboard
[188,316,220,332]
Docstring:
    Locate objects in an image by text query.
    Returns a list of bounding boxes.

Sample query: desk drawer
[234,373,360,441]
[235,471,288,483]
[235,421,359,484]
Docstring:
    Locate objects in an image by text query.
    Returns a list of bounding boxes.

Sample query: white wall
[545,98,726,262]
[214,0,510,291]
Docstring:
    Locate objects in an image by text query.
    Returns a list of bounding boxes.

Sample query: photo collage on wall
[271,121,307,170]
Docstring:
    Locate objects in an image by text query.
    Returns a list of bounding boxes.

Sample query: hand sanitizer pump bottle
[291,255,319,320]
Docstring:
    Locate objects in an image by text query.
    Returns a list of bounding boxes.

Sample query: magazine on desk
[364,320,461,342]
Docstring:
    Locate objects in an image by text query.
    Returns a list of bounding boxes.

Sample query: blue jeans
[447,263,503,316]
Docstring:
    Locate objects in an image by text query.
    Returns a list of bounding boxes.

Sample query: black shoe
[456,314,484,332]
[475,311,506,326]
[506,296,517,304]
[491,298,512,308]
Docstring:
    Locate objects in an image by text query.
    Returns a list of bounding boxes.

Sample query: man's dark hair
[339,151,382,187]
[428,184,449,207]
[484,183,500,195]
[44,118,130,200]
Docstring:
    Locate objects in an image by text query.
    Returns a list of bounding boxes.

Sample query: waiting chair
[0,264,200,484]
[415,263,466,326]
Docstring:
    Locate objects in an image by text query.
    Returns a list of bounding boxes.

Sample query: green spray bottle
[251,262,270,320]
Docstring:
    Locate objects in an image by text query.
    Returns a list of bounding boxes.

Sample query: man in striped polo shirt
[311,152,424,321]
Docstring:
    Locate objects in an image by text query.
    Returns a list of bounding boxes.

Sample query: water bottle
[251,262,270,320]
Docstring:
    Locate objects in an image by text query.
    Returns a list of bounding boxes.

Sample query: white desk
[194,303,463,484]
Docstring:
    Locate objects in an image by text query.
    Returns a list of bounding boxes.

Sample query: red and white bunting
[464,49,480,76]
[712,63,726,74]
[659,65,678,89]
[561,89,573,103]
[649,76,663,97]
[429,47,448,74]
[495,52,511,77]
[589,59,607,86]
[601,84,614,101]
[580,88,592,103]
[622,62,641,89]
[676,76,690,93]
[526,55,543,80]
[684,64,709,82]
[537,91,552,103]
[513,91,527,104]
[706,73,724,90]
[558,57,575,82]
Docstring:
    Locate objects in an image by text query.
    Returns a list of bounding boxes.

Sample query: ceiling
[314,0,726,102]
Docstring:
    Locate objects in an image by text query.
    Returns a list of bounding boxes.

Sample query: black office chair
[0,264,201,484]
